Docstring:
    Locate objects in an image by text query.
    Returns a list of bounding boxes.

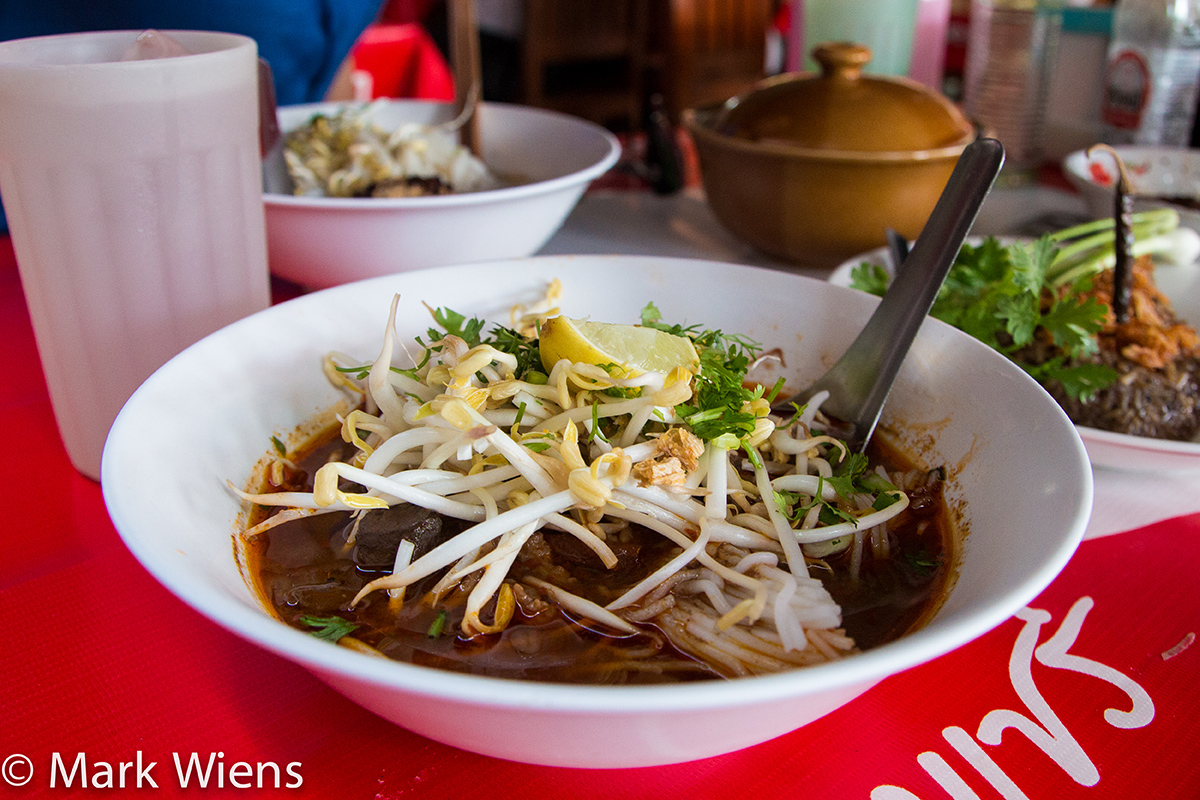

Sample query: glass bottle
[1101,0,1200,146]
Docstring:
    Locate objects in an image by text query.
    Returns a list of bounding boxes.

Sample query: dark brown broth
[244,429,953,684]
[821,451,951,648]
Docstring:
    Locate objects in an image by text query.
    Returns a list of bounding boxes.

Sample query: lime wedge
[538,316,699,378]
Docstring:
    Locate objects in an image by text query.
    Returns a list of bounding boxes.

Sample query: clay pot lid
[716,42,975,153]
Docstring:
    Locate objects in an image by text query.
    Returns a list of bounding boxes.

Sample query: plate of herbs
[830,209,1200,471]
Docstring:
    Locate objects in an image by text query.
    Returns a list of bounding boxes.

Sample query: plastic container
[1101,0,1200,146]
[963,0,1064,179]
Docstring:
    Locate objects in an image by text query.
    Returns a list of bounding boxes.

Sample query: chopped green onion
[427,610,448,639]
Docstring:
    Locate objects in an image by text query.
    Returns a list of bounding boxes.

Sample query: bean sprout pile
[236,284,925,677]
[284,101,499,198]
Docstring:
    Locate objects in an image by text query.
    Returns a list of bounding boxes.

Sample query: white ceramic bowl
[101,255,1091,768]
[262,100,620,288]
[832,246,1200,472]
[1062,145,1200,231]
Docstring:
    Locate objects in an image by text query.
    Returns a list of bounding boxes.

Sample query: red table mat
[3,236,1198,797]
[1,504,1197,798]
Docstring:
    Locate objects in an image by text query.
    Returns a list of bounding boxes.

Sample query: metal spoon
[772,138,1005,451]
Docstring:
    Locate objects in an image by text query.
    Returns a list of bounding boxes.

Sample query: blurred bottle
[1101,0,1200,145]
[963,0,1063,179]
[643,93,684,195]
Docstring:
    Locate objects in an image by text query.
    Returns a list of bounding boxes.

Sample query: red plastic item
[3,233,1200,797]
[350,23,455,101]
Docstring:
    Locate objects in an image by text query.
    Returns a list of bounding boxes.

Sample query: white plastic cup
[0,30,271,480]
[801,0,922,76]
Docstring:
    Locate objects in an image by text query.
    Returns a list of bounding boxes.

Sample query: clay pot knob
[812,42,873,81]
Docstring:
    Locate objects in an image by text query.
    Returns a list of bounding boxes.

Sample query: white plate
[832,245,1200,472]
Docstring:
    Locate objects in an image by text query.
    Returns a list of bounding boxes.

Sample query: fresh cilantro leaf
[1040,361,1119,402]
[301,615,359,643]
[640,301,695,338]
[819,504,857,526]
[773,489,802,521]
[641,301,664,327]
[484,324,542,377]
[823,475,856,502]
[1039,295,1108,354]
[848,262,891,296]
[997,292,1040,347]
[834,451,866,476]
[674,326,764,443]
[422,307,545,380]
[1008,236,1051,295]
[430,307,486,346]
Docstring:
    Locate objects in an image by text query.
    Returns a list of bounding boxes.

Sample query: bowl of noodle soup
[262,100,620,289]
[101,255,1092,767]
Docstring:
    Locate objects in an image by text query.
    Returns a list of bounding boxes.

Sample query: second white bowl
[263,100,620,289]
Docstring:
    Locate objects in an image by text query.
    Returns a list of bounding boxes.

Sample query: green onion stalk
[1046,207,1182,289]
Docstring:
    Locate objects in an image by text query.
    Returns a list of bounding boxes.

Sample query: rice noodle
[525,577,638,634]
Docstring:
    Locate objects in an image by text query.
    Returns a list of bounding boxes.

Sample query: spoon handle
[795,138,1005,449]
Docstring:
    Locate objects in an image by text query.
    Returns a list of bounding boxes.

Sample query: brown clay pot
[683,42,977,269]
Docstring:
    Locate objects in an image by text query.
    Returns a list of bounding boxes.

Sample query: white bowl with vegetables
[832,213,1200,471]
[102,255,1091,767]
[262,100,620,289]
